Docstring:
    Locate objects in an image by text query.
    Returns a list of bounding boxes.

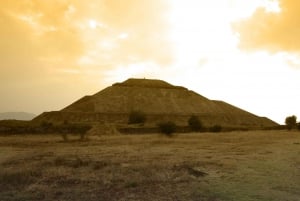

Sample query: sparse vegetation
[40,121,53,130]
[188,115,203,131]
[58,123,91,141]
[0,131,300,201]
[54,156,89,168]
[128,110,147,124]
[0,120,91,136]
[0,168,41,191]
[158,121,176,136]
[285,115,297,130]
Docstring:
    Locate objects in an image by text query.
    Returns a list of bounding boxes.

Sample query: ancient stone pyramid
[33,78,278,128]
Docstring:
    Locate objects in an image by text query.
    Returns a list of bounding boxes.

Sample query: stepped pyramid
[33,78,278,128]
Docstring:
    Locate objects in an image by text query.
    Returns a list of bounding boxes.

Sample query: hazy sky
[1,0,299,124]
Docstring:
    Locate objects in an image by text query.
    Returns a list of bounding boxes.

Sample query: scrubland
[0,130,300,201]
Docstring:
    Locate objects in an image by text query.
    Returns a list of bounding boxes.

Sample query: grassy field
[0,130,300,201]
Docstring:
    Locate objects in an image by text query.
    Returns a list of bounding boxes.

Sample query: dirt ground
[0,130,300,201]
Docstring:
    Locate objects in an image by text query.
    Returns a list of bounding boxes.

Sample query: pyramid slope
[63,78,211,114]
[33,78,278,128]
[62,96,94,112]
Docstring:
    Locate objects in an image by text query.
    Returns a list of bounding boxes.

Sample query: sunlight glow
[162,0,300,124]
[105,62,162,83]
[263,0,281,13]
[100,40,116,50]
[88,19,98,29]
[118,32,129,40]
[167,0,237,66]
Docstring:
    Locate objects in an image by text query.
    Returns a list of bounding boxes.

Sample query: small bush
[209,125,222,133]
[188,115,203,131]
[297,122,300,130]
[40,121,53,129]
[158,121,176,136]
[128,110,146,124]
[57,123,91,141]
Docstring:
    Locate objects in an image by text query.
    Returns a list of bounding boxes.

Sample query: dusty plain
[1,130,300,201]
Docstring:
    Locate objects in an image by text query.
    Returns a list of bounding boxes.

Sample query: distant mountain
[0,112,36,120]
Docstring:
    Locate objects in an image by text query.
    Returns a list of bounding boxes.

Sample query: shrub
[38,121,53,133]
[158,121,176,136]
[188,115,203,131]
[40,121,53,129]
[297,122,300,130]
[209,125,222,133]
[57,123,91,141]
[128,110,146,124]
[285,115,297,130]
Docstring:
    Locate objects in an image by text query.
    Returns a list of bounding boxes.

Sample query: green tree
[188,115,203,131]
[285,115,297,130]
[128,110,146,124]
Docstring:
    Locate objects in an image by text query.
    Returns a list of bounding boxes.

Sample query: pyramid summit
[113,78,181,88]
[33,78,278,129]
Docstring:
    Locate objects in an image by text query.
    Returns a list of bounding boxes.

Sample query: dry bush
[285,115,297,130]
[188,115,203,131]
[158,121,176,136]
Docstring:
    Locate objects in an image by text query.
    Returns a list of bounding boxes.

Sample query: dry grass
[0,130,300,201]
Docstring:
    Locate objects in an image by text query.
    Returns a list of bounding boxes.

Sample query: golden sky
[1,0,299,124]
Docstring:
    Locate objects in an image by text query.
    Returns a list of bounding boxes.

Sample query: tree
[128,110,146,124]
[188,115,203,131]
[285,115,297,130]
[158,121,176,136]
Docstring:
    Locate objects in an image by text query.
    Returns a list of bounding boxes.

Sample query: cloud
[233,0,300,53]
[0,0,84,81]
[79,0,173,67]
[0,0,172,77]
[0,0,172,113]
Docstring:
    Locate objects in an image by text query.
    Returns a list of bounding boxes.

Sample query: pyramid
[33,78,278,128]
